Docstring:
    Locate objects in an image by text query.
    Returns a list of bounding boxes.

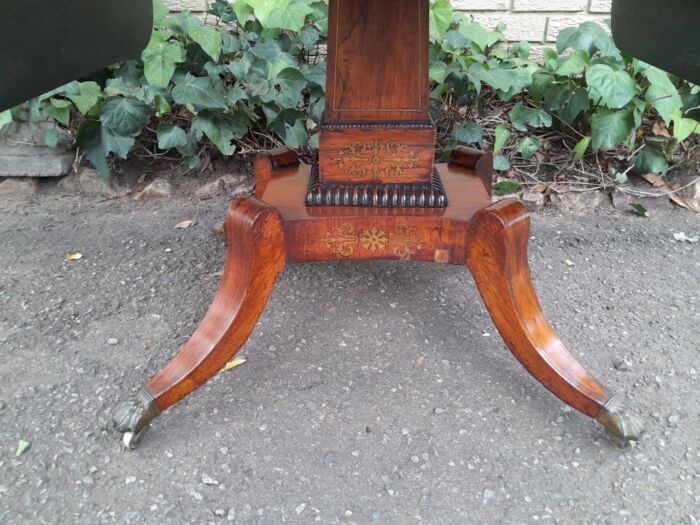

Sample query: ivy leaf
[0,109,13,130]
[232,0,254,26]
[100,97,152,137]
[493,155,511,171]
[248,0,313,32]
[573,137,591,161]
[554,49,590,77]
[157,123,188,150]
[511,41,530,60]
[671,109,700,142]
[453,122,483,145]
[75,121,110,177]
[631,145,669,174]
[630,203,649,217]
[152,0,169,27]
[556,22,610,55]
[560,88,590,124]
[459,21,489,51]
[586,64,638,109]
[590,108,635,150]
[470,65,532,94]
[517,137,541,160]
[172,74,228,110]
[142,40,185,87]
[68,82,101,115]
[168,11,202,36]
[429,61,449,83]
[42,98,72,127]
[268,1,314,31]
[442,31,470,53]
[297,25,320,48]
[494,180,520,195]
[509,102,552,132]
[645,67,683,125]
[429,0,452,42]
[188,26,222,61]
[281,119,308,148]
[191,111,248,155]
[101,126,137,159]
[244,69,271,98]
[493,124,512,154]
[249,40,283,61]
[192,116,236,155]
[305,63,326,87]
[154,94,172,116]
[273,67,307,109]
[209,0,237,23]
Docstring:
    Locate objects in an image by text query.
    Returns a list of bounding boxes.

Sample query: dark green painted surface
[0,0,152,111]
[612,0,700,83]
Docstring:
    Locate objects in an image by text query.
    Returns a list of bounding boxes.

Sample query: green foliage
[9,0,700,178]
[525,21,699,173]
[12,0,328,176]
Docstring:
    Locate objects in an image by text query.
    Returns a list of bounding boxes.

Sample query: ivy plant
[0,0,698,179]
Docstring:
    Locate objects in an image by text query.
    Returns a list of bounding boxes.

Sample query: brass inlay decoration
[360,227,389,252]
[334,139,417,180]
[391,224,425,260]
[324,223,359,256]
[324,224,426,259]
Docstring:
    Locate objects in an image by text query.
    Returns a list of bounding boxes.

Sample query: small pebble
[613,359,632,371]
[107,338,119,345]
[202,474,219,486]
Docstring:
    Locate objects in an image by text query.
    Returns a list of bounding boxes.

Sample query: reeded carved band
[306,164,447,208]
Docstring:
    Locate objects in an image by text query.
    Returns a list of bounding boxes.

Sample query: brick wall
[164,0,612,44]
[455,0,611,44]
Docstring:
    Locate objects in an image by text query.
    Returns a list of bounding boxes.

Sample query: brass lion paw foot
[596,396,645,449]
[113,387,160,449]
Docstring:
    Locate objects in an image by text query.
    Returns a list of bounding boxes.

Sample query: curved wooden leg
[113,198,286,447]
[467,200,644,447]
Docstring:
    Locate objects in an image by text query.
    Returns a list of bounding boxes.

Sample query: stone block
[0,121,74,177]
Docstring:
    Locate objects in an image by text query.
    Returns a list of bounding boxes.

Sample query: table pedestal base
[114,149,644,449]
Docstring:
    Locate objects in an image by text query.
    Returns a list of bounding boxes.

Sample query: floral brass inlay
[324,223,359,257]
[324,224,426,259]
[360,227,389,252]
[391,224,425,260]
[334,139,417,180]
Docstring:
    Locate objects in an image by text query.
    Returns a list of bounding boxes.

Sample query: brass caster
[113,387,160,449]
[596,396,645,449]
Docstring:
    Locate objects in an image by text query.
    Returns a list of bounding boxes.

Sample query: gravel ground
[0,184,698,524]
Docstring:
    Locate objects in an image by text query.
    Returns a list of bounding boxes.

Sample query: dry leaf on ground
[65,252,83,260]
[16,440,30,457]
[639,173,694,210]
[222,357,247,372]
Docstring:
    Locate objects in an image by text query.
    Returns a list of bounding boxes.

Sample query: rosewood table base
[114,148,644,449]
